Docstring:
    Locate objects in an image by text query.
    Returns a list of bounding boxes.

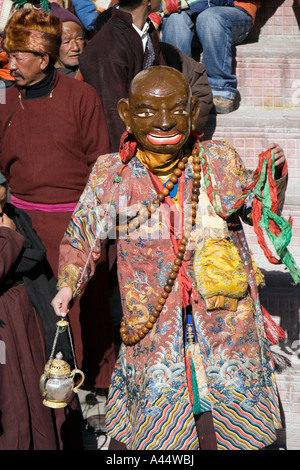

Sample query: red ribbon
[119,132,138,164]
[148,169,197,307]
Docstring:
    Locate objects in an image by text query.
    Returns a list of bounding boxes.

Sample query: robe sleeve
[0,227,25,283]
[201,140,288,227]
[80,87,111,168]
[92,57,129,153]
[57,158,114,297]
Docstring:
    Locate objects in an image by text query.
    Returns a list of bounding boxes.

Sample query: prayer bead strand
[120,144,201,346]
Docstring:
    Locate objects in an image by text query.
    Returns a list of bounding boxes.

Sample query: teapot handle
[71,368,85,393]
[40,373,48,397]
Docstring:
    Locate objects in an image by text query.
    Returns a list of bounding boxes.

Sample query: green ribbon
[190,355,201,416]
[13,0,51,12]
[200,145,300,284]
[254,153,300,284]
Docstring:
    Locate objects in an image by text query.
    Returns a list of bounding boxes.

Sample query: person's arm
[202,140,287,226]
[80,86,111,167]
[238,143,287,225]
[94,57,131,152]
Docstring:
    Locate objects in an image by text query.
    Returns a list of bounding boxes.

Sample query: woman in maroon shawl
[0,176,59,450]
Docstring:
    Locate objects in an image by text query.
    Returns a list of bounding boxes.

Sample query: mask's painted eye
[174,109,188,115]
[136,110,154,117]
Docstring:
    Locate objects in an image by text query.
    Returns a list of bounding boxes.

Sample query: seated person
[161,1,260,113]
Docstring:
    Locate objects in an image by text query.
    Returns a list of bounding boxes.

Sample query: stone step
[234,40,300,109]
[201,106,300,270]
[202,106,300,205]
[249,0,300,41]
[193,2,300,109]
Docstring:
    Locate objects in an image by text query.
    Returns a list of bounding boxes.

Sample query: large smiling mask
[118,66,200,156]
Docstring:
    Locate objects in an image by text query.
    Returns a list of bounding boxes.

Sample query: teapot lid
[45,352,71,376]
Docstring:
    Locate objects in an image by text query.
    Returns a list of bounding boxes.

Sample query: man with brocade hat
[52,65,298,450]
[0,9,115,445]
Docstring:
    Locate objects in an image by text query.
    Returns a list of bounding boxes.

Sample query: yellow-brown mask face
[118,66,200,156]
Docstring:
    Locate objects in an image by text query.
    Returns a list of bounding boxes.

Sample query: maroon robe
[0,227,58,449]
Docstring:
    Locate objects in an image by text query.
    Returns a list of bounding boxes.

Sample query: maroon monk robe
[0,227,58,450]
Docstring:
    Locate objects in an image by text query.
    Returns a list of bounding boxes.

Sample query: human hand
[51,287,73,317]
[0,183,7,210]
[0,212,16,231]
[264,143,286,179]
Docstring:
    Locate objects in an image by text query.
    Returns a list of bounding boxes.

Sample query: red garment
[0,72,115,388]
[57,140,285,449]
[0,227,57,450]
[0,71,110,204]
[234,1,261,22]
[0,50,14,82]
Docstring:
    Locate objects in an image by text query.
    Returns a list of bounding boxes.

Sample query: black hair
[118,0,144,9]
[93,0,145,33]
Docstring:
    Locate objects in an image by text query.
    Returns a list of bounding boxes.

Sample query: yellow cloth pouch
[194,238,249,311]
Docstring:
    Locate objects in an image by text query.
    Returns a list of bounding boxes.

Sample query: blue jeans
[161,7,252,99]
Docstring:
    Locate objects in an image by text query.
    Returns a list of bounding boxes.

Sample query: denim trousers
[161,6,253,98]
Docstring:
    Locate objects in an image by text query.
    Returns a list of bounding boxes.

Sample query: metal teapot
[40,319,85,408]
[40,351,85,408]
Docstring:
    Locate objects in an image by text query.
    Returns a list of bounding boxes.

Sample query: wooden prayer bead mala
[119,144,202,346]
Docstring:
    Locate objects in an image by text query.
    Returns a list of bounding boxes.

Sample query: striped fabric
[106,378,200,450]
[212,391,280,450]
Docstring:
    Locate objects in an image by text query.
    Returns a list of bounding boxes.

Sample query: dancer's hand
[264,143,286,179]
[51,287,72,317]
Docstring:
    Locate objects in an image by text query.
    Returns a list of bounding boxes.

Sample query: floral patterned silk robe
[57,140,287,450]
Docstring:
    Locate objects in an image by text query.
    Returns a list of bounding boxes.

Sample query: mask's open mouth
[146,132,182,145]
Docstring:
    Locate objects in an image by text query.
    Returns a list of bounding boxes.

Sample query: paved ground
[77,387,110,450]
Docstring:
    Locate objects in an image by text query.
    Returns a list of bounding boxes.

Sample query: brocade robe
[57,139,287,450]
